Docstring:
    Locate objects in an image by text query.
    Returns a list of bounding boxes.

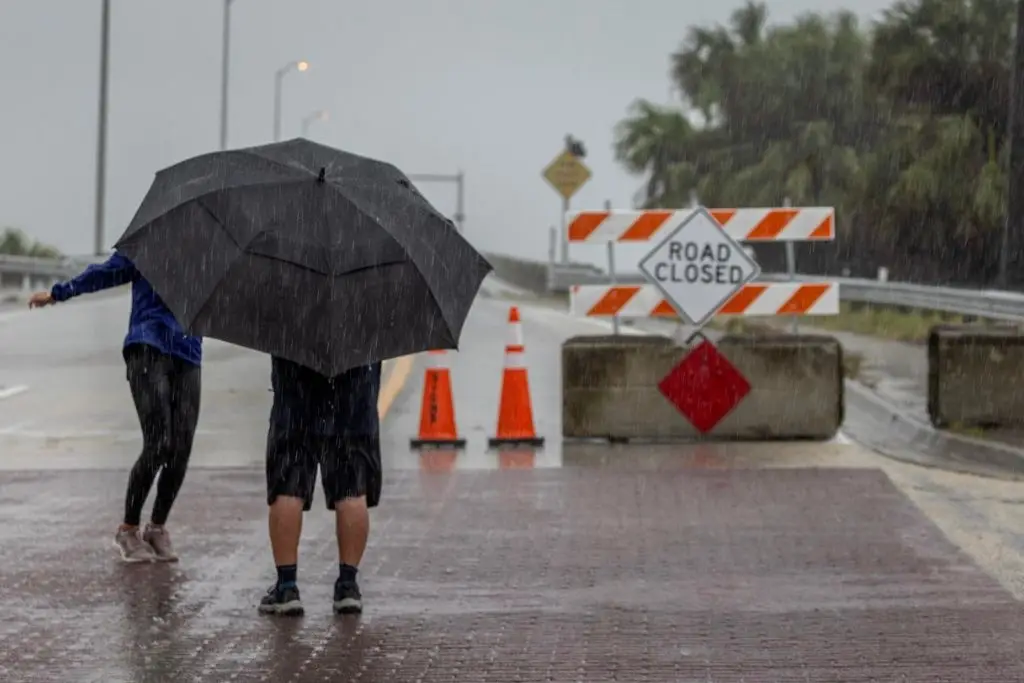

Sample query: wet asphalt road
[2,283,1024,680]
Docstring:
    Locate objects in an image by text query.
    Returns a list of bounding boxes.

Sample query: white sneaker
[113,527,157,563]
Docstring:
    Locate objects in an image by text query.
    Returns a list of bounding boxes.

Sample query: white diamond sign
[638,207,760,327]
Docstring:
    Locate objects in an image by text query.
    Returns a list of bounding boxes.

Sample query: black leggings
[123,344,201,526]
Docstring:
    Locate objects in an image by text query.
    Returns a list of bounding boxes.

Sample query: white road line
[0,385,28,401]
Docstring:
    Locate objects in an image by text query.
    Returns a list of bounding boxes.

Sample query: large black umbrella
[113,138,492,376]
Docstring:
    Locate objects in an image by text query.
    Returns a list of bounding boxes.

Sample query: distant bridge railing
[489,255,1024,323]
[0,254,100,277]
[0,254,103,294]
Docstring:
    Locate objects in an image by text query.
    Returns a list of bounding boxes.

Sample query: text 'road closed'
[652,241,746,285]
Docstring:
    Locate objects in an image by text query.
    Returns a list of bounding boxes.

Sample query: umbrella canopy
[114,138,492,376]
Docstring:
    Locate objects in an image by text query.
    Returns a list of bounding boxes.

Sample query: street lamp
[273,60,309,142]
[218,0,241,150]
[94,0,111,255]
[301,109,329,138]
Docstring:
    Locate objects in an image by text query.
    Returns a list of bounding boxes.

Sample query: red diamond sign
[658,340,751,434]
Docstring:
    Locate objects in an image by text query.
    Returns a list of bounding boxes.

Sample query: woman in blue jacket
[29,251,202,563]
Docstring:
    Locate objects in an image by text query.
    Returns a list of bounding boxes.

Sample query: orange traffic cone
[488,307,545,449]
[410,350,466,449]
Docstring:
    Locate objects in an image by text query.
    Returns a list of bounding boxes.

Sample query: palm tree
[613,99,701,207]
[868,0,1014,139]
[670,2,767,127]
[614,0,1014,283]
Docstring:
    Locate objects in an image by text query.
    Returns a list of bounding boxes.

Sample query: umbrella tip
[317,167,326,183]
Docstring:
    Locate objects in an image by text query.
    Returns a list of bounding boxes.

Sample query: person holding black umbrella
[258,356,382,616]
[28,251,202,563]
[106,139,492,611]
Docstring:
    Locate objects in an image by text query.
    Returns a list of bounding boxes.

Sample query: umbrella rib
[316,182,463,330]
[318,182,446,263]
[156,185,305,329]
[128,175,316,242]
[234,148,320,179]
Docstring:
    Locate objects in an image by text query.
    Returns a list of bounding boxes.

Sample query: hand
[28,291,55,309]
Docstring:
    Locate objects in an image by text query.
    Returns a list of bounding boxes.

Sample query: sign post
[542,149,591,264]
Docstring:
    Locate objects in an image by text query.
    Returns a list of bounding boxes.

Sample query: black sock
[339,563,358,583]
[276,564,297,588]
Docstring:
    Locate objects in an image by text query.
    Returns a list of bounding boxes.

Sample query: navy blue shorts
[265,358,383,511]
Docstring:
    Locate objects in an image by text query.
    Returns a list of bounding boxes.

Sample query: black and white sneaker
[259,583,304,616]
[333,579,363,615]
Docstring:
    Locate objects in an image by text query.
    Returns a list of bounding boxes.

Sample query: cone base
[487,436,545,449]
[410,438,467,450]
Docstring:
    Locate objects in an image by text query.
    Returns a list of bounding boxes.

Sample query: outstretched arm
[29,252,137,308]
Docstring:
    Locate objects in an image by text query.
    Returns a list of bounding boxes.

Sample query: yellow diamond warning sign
[542,150,591,200]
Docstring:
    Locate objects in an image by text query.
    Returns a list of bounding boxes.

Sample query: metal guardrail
[0,254,101,278]
[7,253,1024,323]
[806,275,1024,322]
[549,265,1024,323]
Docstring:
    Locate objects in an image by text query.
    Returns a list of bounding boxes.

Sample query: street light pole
[301,109,328,138]
[273,60,308,142]
[218,0,235,150]
[407,172,466,233]
[93,0,111,256]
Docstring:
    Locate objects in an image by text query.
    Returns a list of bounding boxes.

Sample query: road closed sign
[638,207,760,326]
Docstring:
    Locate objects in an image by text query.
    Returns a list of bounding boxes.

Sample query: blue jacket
[50,252,202,366]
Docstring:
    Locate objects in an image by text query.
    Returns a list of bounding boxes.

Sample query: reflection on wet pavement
[2,467,1024,680]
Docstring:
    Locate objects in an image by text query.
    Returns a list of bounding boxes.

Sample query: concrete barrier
[928,325,1024,428]
[562,333,844,441]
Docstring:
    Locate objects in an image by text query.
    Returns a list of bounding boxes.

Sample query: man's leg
[118,345,174,563]
[332,491,370,614]
[324,362,383,615]
[323,447,373,615]
[336,495,370,568]
[269,495,304,566]
[259,419,316,616]
[144,360,202,562]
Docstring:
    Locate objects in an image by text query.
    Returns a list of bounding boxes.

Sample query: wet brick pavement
[1,466,1022,682]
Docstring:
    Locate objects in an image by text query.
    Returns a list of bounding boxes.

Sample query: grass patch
[710,303,1012,344]
[947,422,989,439]
[789,302,963,343]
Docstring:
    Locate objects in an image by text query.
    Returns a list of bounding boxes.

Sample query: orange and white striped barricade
[565,206,838,325]
[570,282,839,319]
[567,207,834,244]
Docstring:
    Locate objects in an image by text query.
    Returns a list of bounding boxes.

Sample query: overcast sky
[0,0,892,264]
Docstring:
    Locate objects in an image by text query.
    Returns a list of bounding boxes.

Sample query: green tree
[0,228,61,258]
[614,0,1013,284]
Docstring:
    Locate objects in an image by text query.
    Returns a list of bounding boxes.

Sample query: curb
[843,378,1024,480]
